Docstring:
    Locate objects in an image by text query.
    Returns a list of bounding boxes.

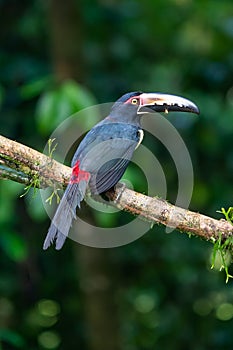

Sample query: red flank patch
[70,160,90,184]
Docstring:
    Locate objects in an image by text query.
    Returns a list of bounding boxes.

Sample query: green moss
[217,207,233,225]
[20,172,41,198]
[45,186,62,205]
[211,232,233,283]
[47,138,58,159]
[210,207,233,282]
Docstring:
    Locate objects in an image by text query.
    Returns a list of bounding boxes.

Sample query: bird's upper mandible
[113,91,199,116]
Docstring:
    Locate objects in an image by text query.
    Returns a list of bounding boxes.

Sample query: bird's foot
[113,182,126,204]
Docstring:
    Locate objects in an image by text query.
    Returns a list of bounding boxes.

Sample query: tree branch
[0,134,232,243]
[0,135,71,187]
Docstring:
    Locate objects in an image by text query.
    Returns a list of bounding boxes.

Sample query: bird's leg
[112,182,126,204]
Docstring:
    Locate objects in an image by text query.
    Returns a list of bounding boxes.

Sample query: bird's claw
[113,182,126,203]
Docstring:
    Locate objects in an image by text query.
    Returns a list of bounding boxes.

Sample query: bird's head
[110,91,199,124]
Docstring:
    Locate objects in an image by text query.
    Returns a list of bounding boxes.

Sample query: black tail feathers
[43,182,87,250]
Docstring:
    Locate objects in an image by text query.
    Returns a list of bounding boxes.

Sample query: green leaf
[0,328,25,348]
[0,231,28,262]
[217,207,233,224]
[52,89,72,126]
[19,76,52,100]
[36,82,98,135]
[61,80,97,111]
[36,90,60,134]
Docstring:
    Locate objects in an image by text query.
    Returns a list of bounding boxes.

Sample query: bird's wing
[71,122,140,194]
[88,142,135,194]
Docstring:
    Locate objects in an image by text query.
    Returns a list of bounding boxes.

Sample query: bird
[43,91,199,250]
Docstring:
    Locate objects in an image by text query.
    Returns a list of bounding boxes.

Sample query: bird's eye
[131,98,138,105]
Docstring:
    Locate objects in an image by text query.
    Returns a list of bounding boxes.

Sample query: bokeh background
[0,0,233,349]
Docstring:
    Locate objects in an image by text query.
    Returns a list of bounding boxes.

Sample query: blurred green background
[0,0,233,349]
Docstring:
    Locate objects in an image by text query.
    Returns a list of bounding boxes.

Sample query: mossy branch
[0,134,232,245]
[0,135,71,188]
